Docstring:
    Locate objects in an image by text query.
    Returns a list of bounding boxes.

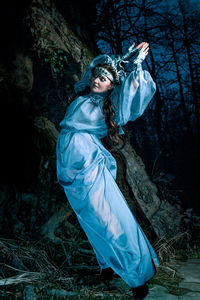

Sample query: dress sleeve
[111,65,156,127]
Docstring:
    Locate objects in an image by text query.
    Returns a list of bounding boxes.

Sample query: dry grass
[153,232,189,264]
[0,238,73,288]
[0,233,196,298]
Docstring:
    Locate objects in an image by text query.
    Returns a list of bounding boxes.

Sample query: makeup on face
[93,67,114,82]
[91,67,113,93]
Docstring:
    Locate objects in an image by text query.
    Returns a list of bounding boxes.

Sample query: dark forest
[0,0,199,298]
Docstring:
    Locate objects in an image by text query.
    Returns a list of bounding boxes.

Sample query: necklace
[89,91,107,105]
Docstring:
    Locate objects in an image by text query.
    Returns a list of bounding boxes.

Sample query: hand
[132,42,149,65]
[135,42,149,57]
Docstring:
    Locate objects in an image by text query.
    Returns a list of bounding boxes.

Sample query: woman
[56,42,159,299]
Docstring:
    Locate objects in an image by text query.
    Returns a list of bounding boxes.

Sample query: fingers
[136,42,149,56]
[136,42,146,49]
[136,42,149,50]
[132,41,150,58]
[143,46,149,56]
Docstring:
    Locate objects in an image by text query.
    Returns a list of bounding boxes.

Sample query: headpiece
[93,66,114,82]
[74,45,143,93]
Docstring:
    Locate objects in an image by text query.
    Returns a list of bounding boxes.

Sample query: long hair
[68,63,120,145]
[92,63,120,145]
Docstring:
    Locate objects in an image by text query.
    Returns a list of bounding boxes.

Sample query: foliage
[43,41,68,79]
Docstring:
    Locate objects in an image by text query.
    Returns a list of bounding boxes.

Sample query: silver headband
[93,67,114,82]
[74,45,143,93]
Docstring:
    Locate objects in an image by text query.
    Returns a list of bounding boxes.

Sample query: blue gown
[56,65,159,288]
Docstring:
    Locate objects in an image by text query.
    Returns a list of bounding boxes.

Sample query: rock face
[120,142,161,218]
[24,0,96,126]
[26,0,93,71]
[119,142,183,239]
[0,0,185,249]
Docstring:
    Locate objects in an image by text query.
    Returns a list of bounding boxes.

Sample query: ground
[1,238,200,299]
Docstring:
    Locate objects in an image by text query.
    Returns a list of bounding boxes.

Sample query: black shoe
[131,283,149,299]
[99,268,114,281]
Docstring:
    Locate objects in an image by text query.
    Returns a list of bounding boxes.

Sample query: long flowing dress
[56,64,159,288]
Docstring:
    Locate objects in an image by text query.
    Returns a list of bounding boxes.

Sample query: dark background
[0,0,199,297]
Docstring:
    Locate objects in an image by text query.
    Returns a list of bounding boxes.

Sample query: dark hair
[93,64,120,145]
[68,63,120,145]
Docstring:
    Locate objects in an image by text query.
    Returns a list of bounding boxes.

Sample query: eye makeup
[93,67,114,82]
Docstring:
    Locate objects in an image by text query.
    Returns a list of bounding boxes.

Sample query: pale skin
[90,42,149,94]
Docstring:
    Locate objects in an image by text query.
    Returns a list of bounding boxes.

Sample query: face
[90,70,113,93]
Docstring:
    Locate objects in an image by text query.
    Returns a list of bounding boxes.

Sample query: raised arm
[111,42,156,127]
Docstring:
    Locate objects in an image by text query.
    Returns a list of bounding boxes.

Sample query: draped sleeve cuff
[111,66,156,126]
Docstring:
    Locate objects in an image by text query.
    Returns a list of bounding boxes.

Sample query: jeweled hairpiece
[104,45,140,83]
[93,67,114,82]
[74,44,142,93]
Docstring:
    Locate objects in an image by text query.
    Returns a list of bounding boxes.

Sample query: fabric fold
[56,67,159,288]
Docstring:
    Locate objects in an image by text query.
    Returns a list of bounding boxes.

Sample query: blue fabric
[56,67,159,288]
[111,65,156,126]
